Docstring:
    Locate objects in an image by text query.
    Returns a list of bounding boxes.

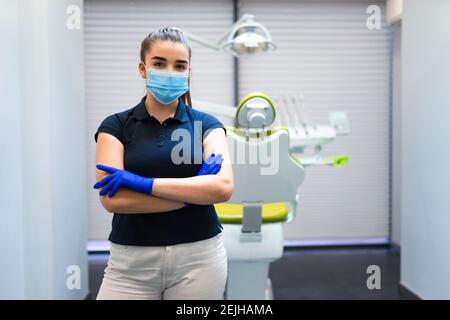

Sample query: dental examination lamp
[179,14,276,57]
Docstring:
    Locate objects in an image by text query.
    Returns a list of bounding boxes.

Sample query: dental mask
[144,66,189,105]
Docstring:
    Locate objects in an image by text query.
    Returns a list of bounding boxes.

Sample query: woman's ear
[138,62,147,80]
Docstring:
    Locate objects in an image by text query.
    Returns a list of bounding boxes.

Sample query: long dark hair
[140,27,193,107]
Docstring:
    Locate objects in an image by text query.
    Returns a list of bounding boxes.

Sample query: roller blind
[85,0,234,241]
[238,0,391,244]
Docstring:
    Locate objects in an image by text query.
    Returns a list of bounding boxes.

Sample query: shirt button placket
[157,123,165,147]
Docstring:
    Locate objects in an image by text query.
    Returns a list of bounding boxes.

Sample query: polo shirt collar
[133,96,189,123]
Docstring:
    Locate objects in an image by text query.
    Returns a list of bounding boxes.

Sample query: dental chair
[214,93,305,299]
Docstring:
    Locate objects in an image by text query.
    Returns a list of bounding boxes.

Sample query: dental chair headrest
[236,92,276,129]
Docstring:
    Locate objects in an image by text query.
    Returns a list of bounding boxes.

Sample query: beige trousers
[96,232,228,300]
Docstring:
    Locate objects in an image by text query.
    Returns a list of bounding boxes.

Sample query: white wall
[401,0,450,299]
[0,0,26,299]
[0,0,88,299]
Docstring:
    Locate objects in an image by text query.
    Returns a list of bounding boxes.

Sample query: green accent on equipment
[326,154,349,168]
[215,202,289,224]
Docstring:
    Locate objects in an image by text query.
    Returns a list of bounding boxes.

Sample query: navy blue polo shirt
[94,96,226,246]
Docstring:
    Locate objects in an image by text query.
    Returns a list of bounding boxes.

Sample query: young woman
[93,27,233,300]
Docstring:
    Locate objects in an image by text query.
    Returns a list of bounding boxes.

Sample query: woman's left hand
[93,164,155,198]
[94,154,223,199]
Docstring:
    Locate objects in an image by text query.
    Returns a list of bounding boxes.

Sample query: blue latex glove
[198,153,223,175]
[93,164,154,198]
[184,153,224,208]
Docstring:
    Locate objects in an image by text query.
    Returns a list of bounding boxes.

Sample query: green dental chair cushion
[214,202,289,224]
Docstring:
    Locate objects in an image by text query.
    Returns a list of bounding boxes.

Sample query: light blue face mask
[144,67,189,105]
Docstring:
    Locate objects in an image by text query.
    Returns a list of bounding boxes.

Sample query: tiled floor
[268,246,402,299]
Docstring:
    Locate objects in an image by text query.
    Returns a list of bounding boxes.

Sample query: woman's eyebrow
[151,56,167,61]
[151,56,188,64]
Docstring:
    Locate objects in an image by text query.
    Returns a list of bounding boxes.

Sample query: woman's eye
[154,62,164,67]
[176,65,186,70]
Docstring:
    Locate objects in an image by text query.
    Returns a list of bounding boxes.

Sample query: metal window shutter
[238,0,391,243]
[85,0,234,241]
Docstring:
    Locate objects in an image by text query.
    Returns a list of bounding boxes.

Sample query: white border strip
[284,238,390,247]
[87,240,110,252]
[87,238,391,252]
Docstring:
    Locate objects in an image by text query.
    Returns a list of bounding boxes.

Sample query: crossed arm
[95,128,233,214]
